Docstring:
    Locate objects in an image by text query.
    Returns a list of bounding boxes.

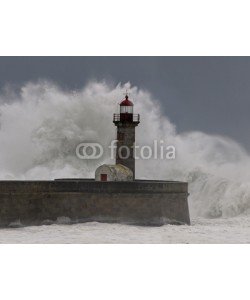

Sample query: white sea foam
[0,80,250,218]
[0,217,249,243]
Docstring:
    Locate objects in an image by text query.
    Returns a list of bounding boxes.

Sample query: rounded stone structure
[95,164,133,182]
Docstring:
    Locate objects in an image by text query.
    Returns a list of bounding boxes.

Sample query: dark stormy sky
[0,57,250,150]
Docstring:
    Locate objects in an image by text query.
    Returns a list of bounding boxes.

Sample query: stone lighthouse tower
[113,94,140,179]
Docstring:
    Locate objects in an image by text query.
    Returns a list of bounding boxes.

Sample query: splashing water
[0,80,250,219]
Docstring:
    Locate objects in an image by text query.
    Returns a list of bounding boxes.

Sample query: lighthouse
[113,94,140,179]
[95,93,139,182]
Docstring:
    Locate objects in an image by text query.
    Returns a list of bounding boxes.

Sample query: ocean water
[0,216,249,244]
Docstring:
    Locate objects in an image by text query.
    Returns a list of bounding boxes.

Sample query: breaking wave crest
[0,80,250,218]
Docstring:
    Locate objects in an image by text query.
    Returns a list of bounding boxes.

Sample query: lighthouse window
[120,106,133,114]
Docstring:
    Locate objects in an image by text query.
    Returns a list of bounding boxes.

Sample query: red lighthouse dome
[120,95,134,107]
[120,95,133,114]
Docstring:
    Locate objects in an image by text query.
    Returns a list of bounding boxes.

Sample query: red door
[101,174,107,181]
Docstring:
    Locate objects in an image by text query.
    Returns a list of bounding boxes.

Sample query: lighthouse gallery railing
[113,114,140,122]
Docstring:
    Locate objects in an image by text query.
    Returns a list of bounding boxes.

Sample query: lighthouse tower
[113,94,140,179]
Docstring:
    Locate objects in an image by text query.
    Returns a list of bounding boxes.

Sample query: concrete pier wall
[0,180,190,227]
